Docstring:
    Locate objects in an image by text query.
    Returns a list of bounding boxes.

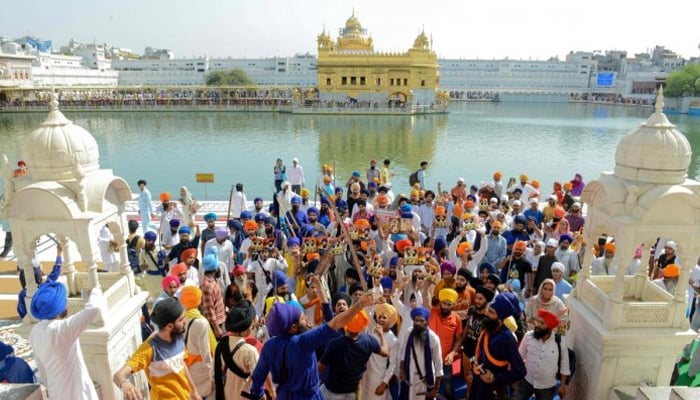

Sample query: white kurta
[361,329,399,400]
[98,225,119,272]
[398,328,443,399]
[30,289,106,400]
[184,315,215,397]
[223,336,259,399]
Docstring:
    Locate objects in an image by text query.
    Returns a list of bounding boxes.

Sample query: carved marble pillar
[57,234,78,295]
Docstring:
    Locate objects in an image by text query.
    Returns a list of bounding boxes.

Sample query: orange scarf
[302,295,324,325]
[473,330,509,374]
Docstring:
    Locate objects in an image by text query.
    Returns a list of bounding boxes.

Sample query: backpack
[409,169,420,186]
[126,235,141,273]
[555,333,576,384]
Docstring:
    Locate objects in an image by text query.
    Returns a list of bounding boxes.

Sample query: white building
[31,52,118,86]
[438,56,594,93]
[112,54,318,86]
[0,36,118,87]
[0,42,34,88]
[112,57,208,86]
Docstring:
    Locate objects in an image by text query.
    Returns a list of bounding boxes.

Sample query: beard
[171,325,186,341]
[440,307,451,317]
[533,326,551,339]
[455,283,466,293]
[666,279,678,293]
[412,325,427,340]
[388,270,397,280]
[482,317,501,334]
[145,242,155,251]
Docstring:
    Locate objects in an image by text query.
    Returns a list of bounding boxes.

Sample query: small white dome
[614,88,691,184]
[23,97,100,180]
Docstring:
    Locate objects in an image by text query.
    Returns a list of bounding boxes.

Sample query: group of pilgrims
[14,159,700,400]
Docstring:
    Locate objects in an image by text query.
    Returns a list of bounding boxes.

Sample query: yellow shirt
[381,166,390,185]
[126,335,191,400]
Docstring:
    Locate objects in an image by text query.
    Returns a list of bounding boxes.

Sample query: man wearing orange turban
[492,171,504,198]
[591,241,618,276]
[320,310,388,399]
[653,264,681,294]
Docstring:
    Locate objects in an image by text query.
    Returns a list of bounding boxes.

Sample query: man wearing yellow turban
[361,303,400,399]
[180,286,216,398]
[428,288,463,398]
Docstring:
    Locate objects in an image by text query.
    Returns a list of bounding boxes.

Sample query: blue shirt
[523,208,544,226]
[483,234,507,266]
[555,279,572,301]
[471,325,526,399]
[251,324,339,400]
[0,356,35,384]
[138,188,153,214]
[321,334,381,394]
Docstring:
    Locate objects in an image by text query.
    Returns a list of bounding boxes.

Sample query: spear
[325,195,367,291]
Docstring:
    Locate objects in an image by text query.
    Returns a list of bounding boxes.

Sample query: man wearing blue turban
[468,292,526,400]
[29,281,107,399]
[199,212,218,255]
[399,306,444,399]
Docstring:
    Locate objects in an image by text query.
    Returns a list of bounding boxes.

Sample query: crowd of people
[1,88,297,109]
[7,159,700,400]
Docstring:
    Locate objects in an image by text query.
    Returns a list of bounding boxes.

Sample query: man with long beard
[468,292,526,400]
[514,309,569,400]
[429,288,463,398]
[114,297,201,400]
[399,307,443,400]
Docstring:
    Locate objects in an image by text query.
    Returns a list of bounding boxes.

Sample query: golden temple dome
[413,30,430,50]
[345,12,362,32]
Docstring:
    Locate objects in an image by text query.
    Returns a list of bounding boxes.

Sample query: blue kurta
[468,326,526,400]
[250,324,339,400]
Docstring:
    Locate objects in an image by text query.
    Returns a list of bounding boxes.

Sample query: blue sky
[3,0,699,60]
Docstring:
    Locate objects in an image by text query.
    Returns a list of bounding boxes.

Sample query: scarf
[403,328,434,386]
[185,308,217,356]
[302,295,323,325]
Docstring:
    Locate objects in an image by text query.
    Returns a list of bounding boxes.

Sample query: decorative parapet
[577,275,684,329]
[68,272,132,327]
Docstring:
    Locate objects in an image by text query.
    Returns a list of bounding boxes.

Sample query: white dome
[614,89,691,184]
[23,97,100,180]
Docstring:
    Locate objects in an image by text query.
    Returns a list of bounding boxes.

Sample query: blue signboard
[597,72,614,87]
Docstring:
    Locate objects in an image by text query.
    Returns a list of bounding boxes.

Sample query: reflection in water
[308,114,448,176]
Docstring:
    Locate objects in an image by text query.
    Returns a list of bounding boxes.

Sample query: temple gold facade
[316,13,442,107]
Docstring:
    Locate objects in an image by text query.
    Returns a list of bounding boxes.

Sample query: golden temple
[316,12,445,110]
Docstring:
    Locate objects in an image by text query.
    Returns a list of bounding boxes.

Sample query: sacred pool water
[0,102,698,200]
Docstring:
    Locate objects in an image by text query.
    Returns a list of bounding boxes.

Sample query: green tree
[205,69,255,86]
[664,64,700,97]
